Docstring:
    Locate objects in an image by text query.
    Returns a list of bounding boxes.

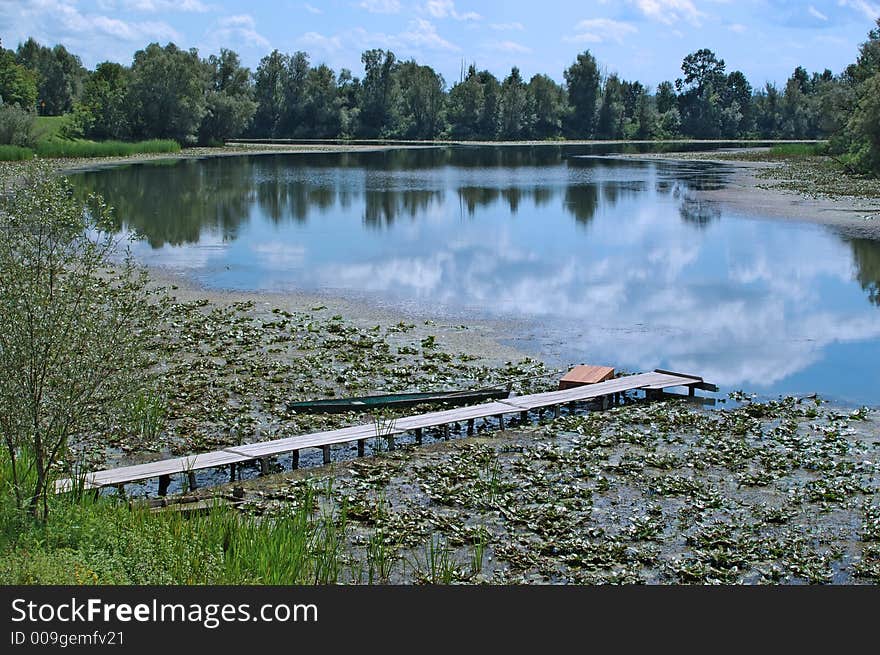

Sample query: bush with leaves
[0,164,154,517]
[0,104,38,147]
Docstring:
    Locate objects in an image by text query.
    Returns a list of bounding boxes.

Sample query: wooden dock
[55,370,714,494]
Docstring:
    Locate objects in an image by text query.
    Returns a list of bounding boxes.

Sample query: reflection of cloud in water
[250,243,306,269]
[321,212,880,389]
[130,231,230,270]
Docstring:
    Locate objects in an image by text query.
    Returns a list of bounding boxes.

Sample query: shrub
[0,104,38,147]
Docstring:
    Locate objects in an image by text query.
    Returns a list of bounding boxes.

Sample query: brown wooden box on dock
[559,365,615,390]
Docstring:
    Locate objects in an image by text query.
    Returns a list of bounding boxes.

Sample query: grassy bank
[0,479,349,584]
[0,139,181,161]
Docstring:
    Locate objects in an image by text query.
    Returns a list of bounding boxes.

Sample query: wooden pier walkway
[55,370,713,494]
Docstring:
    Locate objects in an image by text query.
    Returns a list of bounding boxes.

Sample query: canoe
[287,388,509,414]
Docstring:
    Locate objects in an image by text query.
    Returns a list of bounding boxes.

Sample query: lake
[67,146,880,405]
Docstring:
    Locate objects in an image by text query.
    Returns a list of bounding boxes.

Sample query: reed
[0,145,34,161]
[33,139,181,159]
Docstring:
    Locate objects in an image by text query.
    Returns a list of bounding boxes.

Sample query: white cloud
[400,18,460,50]
[2,0,182,50]
[121,0,210,12]
[728,22,747,33]
[208,14,270,49]
[808,5,829,20]
[838,0,880,21]
[423,0,481,21]
[631,0,704,26]
[486,40,532,54]
[303,3,322,14]
[299,30,345,52]
[297,19,458,55]
[489,22,525,31]
[565,18,638,44]
[359,0,402,13]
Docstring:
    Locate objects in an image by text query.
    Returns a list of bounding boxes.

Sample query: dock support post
[568,401,576,414]
[322,445,331,465]
[467,419,474,436]
[443,424,450,440]
[357,439,365,457]
[688,386,695,397]
[387,434,395,451]
[259,458,269,476]
[553,405,561,419]
[496,414,505,430]
[229,463,236,482]
[158,474,170,497]
[601,395,610,410]
[291,450,299,470]
[415,428,422,444]
[520,411,528,423]
[187,471,198,491]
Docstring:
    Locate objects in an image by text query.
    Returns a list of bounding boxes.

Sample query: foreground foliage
[0,165,152,516]
[2,396,877,584]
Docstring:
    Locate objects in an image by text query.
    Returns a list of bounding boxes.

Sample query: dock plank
[54,371,711,492]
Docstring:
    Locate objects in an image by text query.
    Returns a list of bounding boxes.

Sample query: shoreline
[611,151,880,239]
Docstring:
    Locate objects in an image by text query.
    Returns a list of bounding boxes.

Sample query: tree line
[0,21,879,173]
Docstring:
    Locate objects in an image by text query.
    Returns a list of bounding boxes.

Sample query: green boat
[287,388,509,414]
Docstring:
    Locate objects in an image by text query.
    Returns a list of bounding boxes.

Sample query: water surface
[68,146,880,405]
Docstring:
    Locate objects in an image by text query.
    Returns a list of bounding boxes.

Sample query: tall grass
[0,139,181,161]
[35,139,180,158]
[0,458,350,585]
[0,145,34,161]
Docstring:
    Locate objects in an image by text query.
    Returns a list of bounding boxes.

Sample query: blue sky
[1,1,878,89]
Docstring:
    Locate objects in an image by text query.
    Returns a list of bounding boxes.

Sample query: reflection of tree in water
[564,185,599,224]
[501,187,523,213]
[363,188,443,229]
[672,184,720,228]
[849,237,880,306]
[71,158,253,247]
[254,170,336,224]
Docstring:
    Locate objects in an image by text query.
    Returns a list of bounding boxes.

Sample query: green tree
[392,60,445,139]
[302,63,343,138]
[655,81,676,114]
[446,65,485,139]
[0,48,37,109]
[596,74,625,139]
[16,39,87,115]
[336,68,361,137]
[0,165,152,517]
[723,70,753,136]
[281,51,310,136]
[833,19,880,174]
[528,73,567,139]
[676,49,727,138]
[634,91,658,139]
[71,62,130,140]
[655,81,679,138]
[564,51,600,138]
[476,69,501,139]
[498,67,533,140]
[358,49,398,137]
[200,48,257,144]
[252,50,289,137]
[127,43,210,143]
[753,82,782,137]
